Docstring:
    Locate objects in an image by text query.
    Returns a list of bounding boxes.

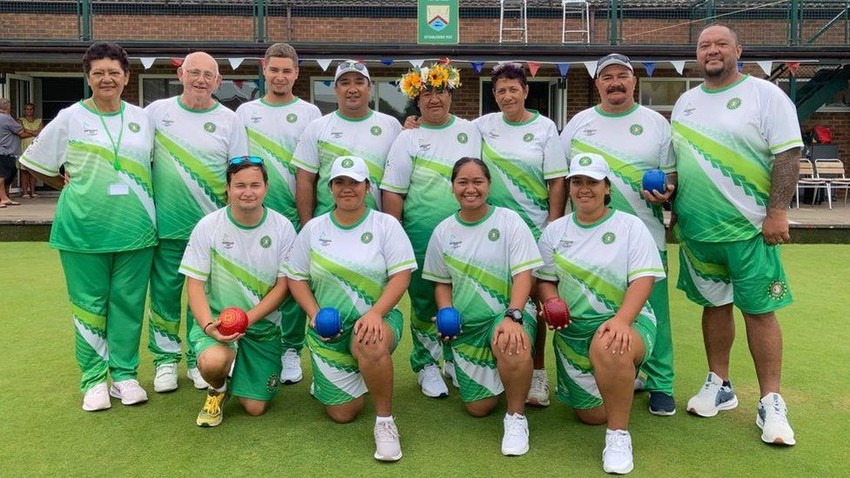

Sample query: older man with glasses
[145,51,249,394]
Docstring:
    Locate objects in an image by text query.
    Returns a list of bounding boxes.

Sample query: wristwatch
[505,308,523,325]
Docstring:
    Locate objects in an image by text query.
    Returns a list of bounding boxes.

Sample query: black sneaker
[649,392,676,416]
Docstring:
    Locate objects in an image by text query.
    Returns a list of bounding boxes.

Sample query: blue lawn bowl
[315,307,342,339]
[436,307,462,337]
[642,169,666,194]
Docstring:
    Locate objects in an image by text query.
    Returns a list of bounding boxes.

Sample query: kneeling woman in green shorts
[422,157,543,457]
[534,153,664,475]
[286,155,415,462]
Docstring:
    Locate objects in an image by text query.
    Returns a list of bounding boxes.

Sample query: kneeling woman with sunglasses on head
[285,155,415,462]
[180,156,297,427]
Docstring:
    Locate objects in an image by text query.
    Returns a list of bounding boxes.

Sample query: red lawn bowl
[218,307,249,335]
[542,298,570,329]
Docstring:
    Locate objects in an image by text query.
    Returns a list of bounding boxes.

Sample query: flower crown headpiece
[399,63,462,100]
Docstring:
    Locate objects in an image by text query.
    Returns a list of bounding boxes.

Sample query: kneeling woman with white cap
[285,155,415,462]
[534,153,665,475]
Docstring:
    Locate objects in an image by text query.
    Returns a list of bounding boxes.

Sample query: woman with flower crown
[381,62,481,399]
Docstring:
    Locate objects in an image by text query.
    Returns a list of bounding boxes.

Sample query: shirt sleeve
[291,119,320,173]
[626,216,666,283]
[381,214,417,276]
[559,117,578,163]
[533,220,559,281]
[179,219,212,281]
[507,211,544,276]
[380,132,414,194]
[277,218,298,278]
[284,223,313,281]
[422,223,450,283]
[542,121,569,180]
[761,83,804,155]
[19,108,69,176]
[656,114,676,173]
[226,113,250,159]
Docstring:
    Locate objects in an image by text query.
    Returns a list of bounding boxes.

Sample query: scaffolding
[562,0,590,44]
[499,0,528,44]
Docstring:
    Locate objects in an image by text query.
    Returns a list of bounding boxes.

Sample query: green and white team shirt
[292,110,402,217]
[381,115,482,255]
[423,207,543,329]
[473,112,569,239]
[560,104,675,250]
[20,101,156,252]
[535,210,665,338]
[146,96,249,240]
[671,75,803,242]
[179,206,296,340]
[236,98,321,229]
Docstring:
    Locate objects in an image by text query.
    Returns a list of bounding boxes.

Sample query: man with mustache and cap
[560,53,678,417]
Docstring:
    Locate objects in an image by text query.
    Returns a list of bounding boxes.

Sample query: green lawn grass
[2,243,848,477]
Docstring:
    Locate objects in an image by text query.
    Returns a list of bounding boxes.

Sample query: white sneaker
[187,367,210,390]
[442,360,460,389]
[526,369,550,407]
[309,381,315,398]
[153,363,178,393]
[501,413,530,456]
[418,364,448,398]
[373,419,403,461]
[109,379,149,406]
[687,372,738,417]
[280,348,303,384]
[757,393,796,446]
[603,429,634,474]
[634,375,646,392]
[82,382,111,412]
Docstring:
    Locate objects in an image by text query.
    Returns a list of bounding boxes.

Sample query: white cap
[595,53,633,77]
[328,156,369,183]
[567,153,611,180]
[334,60,370,82]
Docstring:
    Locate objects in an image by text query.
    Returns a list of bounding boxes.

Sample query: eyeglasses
[185,69,217,81]
[338,61,367,72]
[229,156,264,166]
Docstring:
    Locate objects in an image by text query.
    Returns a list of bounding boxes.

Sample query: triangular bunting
[471,61,485,73]
[381,59,394,66]
[737,62,744,72]
[556,63,570,77]
[140,57,156,70]
[786,62,800,76]
[228,57,245,70]
[527,61,541,77]
[409,59,424,68]
[583,61,598,78]
[317,59,332,72]
[170,58,184,68]
[670,60,686,75]
[757,61,773,75]
[439,57,452,65]
[643,62,656,77]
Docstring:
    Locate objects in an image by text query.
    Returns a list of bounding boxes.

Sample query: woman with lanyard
[474,63,569,408]
[534,153,664,475]
[381,62,481,399]
[20,43,156,412]
[286,155,415,462]
[422,157,543,457]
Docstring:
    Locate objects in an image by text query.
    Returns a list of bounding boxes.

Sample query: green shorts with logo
[451,306,537,403]
[190,321,283,401]
[677,233,792,314]
[307,309,404,406]
[553,313,655,410]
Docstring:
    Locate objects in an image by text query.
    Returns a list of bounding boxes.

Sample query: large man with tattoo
[671,24,801,446]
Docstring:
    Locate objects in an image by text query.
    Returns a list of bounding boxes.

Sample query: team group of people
[19,22,801,475]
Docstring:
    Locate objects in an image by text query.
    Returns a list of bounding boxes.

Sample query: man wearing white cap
[293,61,402,226]
[560,53,678,417]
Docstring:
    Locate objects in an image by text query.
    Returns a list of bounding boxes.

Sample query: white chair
[814,158,850,207]
[796,158,830,209]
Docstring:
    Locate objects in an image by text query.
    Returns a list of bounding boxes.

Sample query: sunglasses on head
[339,61,367,72]
[229,156,264,166]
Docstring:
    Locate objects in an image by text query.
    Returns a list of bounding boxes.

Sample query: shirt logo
[767,280,788,300]
[370,126,382,136]
[582,128,597,137]
[260,235,272,248]
[558,239,574,248]
[361,232,373,244]
[82,121,99,137]
[418,140,432,152]
[449,234,462,249]
[331,128,344,139]
[204,122,216,133]
[629,124,643,136]
[682,103,696,117]
[523,133,534,143]
[602,232,616,245]
[318,232,332,247]
[221,233,235,250]
[161,114,174,127]
[250,114,262,124]
[726,98,742,110]
[457,132,468,144]
[487,130,500,139]
[341,158,354,168]
[128,122,141,133]
[287,113,298,123]
[488,228,500,241]
[266,375,279,392]
[578,155,592,167]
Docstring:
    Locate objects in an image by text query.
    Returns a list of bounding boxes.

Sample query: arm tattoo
[768,148,801,209]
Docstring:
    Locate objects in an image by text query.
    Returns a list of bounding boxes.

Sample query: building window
[639,78,704,111]
[311,78,413,124]
[140,76,260,110]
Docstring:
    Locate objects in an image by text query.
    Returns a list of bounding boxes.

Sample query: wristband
[203,322,214,334]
